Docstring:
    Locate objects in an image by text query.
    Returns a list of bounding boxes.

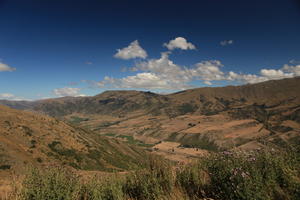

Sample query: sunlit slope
[0,105,147,175]
[1,77,299,151]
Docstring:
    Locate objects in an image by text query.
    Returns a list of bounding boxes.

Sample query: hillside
[0,105,147,179]
[1,77,300,156]
[2,77,300,117]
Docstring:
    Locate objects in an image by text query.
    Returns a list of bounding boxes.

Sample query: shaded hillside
[0,100,36,110]
[0,105,147,176]
[0,90,169,117]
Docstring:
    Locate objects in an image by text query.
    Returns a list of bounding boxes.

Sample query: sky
[0,0,300,100]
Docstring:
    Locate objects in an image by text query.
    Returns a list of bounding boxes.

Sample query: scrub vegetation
[11,147,300,200]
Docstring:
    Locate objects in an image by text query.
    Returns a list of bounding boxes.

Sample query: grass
[103,133,117,137]
[179,135,220,152]
[12,147,300,200]
[46,140,146,171]
[115,134,155,147]
[69,116,89,124]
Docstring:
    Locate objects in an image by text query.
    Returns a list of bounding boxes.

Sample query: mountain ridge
[1,77,300,117]
[1,77,299,152]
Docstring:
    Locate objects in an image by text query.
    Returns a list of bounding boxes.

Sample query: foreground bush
[123,155,174,199]
[19,167,81,200]
[15,149,300,200]
[177,149,300,200]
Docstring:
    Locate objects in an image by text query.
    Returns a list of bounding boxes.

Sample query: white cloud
[289,59,300,65]
[260,69,293,79]
[0,93,29,101]
[220,40,234,46]
[97,38,300,90]
[98,52,192,90]
[282,64,300,76]
[225,64,300,84]
[191,60,225,83]
[136,52,191,81]
[96,56,300,90]
[52,87,85,97]
[114,40,147,60]
[0,93,15,99]
[227,72,268,84]
[0,62,16,72]
[102,73,171,89]
[121,73,169,89]
[163,37,196,50]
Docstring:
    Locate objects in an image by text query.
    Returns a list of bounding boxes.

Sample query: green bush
[83,176,125,200]
[178,103,197,115]
[123,155,174,200]
[176,162,208,198]
[0,164,11,170]
[20,167,81,200]
[15,149,300,200]
[177,149,300,200]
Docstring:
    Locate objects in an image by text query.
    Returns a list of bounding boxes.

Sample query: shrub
[19,167,81,200]
[178,103,197,115]
[123,155,174,200]
[36,157,42,163]
[176,162,209,198]
[177,149,300,200]
[14,149,300,200]
[83,176,125,200]
[0,164,11,170]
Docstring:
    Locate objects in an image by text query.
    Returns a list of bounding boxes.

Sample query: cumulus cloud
[98,53,233,89]
[114,40,147,60]
[191,60,225,85]
[0,93,15,99]
[96,38,300,91]
[282,64,300,76]
[53,87,85,97]
[289,59,300,65]
[226,64,300,84]
[99,53,192,90]
[0,93,28,101]
[260,69,293,79]
[0,62,16,72]
[220,40,234,46]
[99,73,172,90]
[96,54,300,90]
[164,37,196,50]
[227,72,268,84]
[97,57,229,89]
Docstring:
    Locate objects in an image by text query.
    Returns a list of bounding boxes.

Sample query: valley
[2,77,299,155]
[0,77,300,199]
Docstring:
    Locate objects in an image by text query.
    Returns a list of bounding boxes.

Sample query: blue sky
[0,0,300,100]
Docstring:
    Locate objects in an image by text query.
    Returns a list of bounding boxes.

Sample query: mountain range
[1,77,299,152]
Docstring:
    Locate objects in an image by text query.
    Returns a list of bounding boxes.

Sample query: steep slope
[0,105,147,176]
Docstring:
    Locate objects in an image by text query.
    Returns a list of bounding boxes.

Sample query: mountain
[0,105,147,179]
[1,77,300,152]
